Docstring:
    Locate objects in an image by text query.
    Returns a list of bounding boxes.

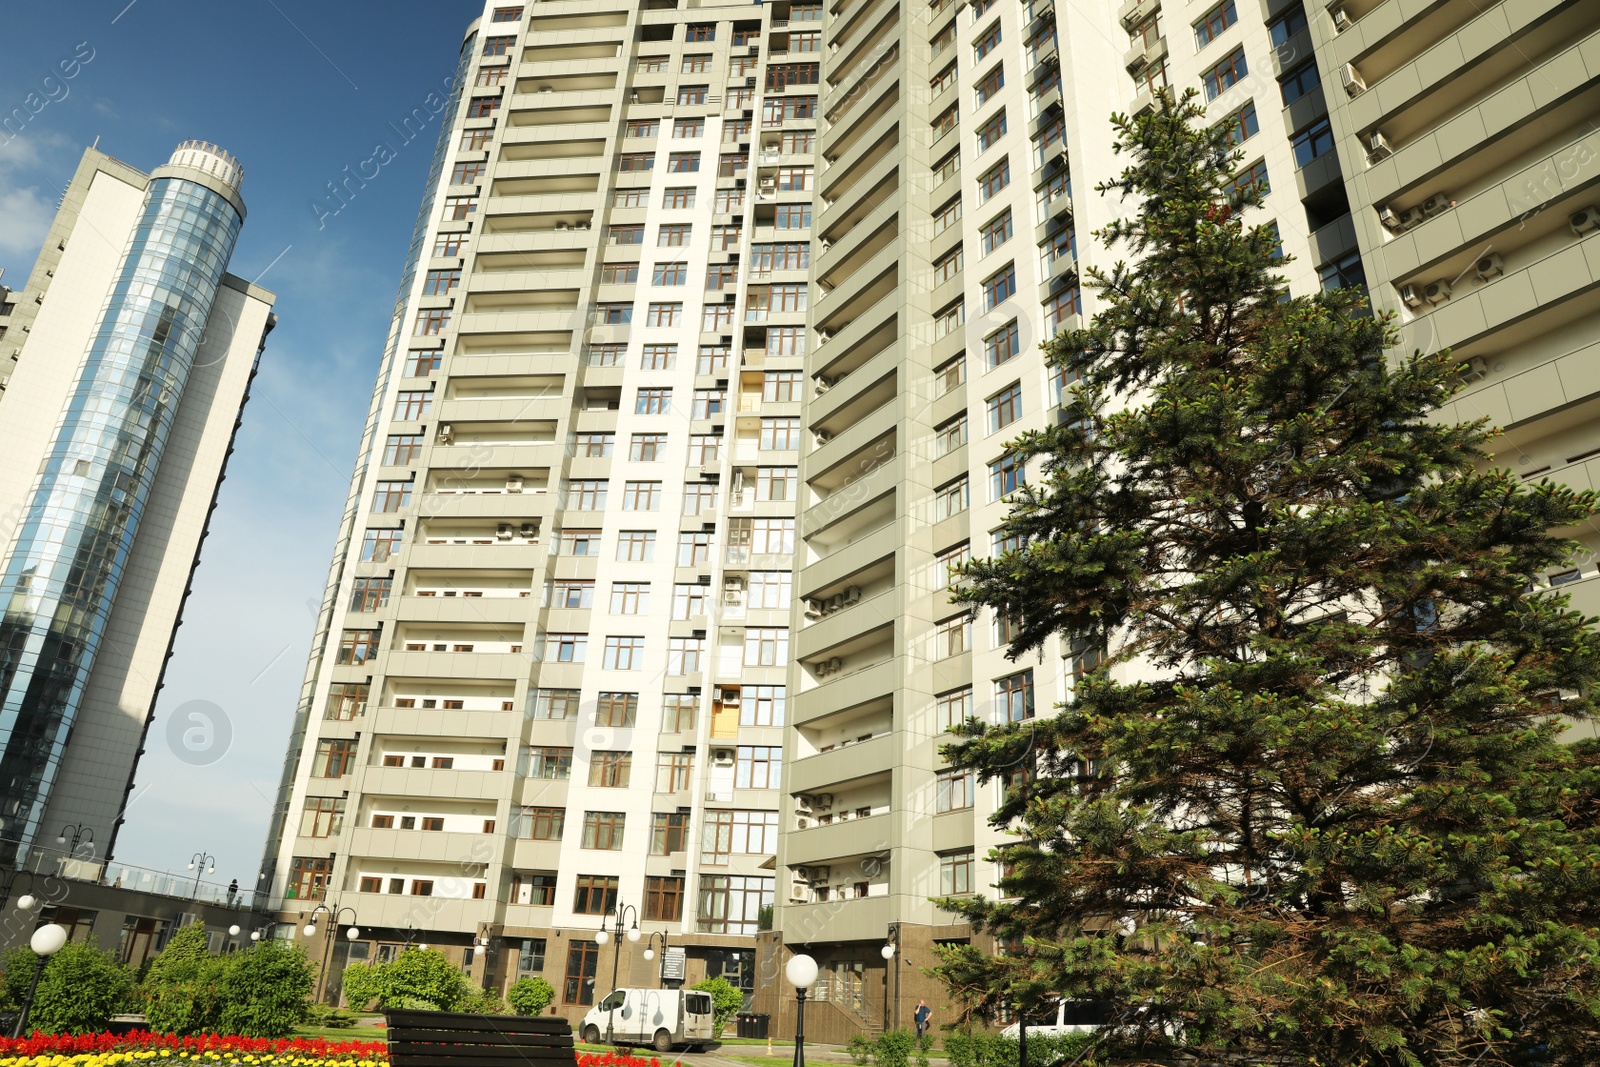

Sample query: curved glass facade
[0,173,242,860]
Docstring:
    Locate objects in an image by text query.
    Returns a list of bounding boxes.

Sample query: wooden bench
[383,1009,578,1067]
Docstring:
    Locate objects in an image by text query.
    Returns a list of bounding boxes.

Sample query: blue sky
[0,1,477,889]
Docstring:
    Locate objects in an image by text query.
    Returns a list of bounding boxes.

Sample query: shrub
[846,1034,874,1065]
[688,976,744,1039]
[459,988,507,1015]
[12,937,135,1034]
[507,976,555,1017]
[140,923,225,1035]
[340,947,468,1012]
[873,1029,915,1067]
[217,939,315,1038]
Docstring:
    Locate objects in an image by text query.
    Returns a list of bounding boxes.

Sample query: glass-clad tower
[0,142,246,862]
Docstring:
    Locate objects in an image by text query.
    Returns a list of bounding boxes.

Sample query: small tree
[689,976,744,1038]
[507,976,555,1017]
[16,937,135,1034]
[140,922,225,1035]
[217,939,315,1038]
[340,947,468,1011]
[934,90,1600,1066]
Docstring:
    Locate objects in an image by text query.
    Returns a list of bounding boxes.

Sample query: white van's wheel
[583,1026,601,1045]
[653,1029,673,1053]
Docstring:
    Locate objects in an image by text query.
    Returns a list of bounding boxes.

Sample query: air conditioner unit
[790,888,810,902]
[496,523,514,541]
[817,793,834,808]
[814,429,833,444]
[795,797,814,814]
[1339,62,1367,97]
[1424,279,1452,304]
[1457,356,1489,382]
[713,749,735,764]
[1377,206,1402,231]
[842,586,861,605]
[539,86,554,94]
[1125,49,1149,75]
[1570,205,1600,236]
[813,375,832,393]
[1368,131,1394,160]
[1399,206,1426,229]
[803,599,822,619]
[1399,283,1423,308]
[823,657,843,673]
[519,523,537,538]
[1331,5,1352,30]
[1475,253,1504,280]
[818,330,833,344]
[506,473,525,492]
[555,221,569,230]
[437,423,455,443]
[1421,193,1452,216]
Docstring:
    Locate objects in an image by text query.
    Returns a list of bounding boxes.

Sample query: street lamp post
[1016,1001,1028,1067]
[880,925,901,1032]
[55,824,94,857]
[593,901,640,1043]
[187,852,216,897]
[642,932,670,988]
[13,925,68,1037]
[304,903,361,1004]
[785,954,818,1067]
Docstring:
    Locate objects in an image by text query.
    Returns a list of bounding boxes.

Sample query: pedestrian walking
[226,878,238,906]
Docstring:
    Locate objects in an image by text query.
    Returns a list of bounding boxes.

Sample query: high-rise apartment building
[264,0,818,1011]
[0,142,276,866]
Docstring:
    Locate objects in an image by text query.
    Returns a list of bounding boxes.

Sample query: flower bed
[0,1033,662,1067]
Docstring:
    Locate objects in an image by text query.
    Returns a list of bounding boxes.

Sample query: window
[1291,118,1334,167]
[599,263,639,286]
[372,480,412,513]
[586,344,625,369]
[637,55,667,72]
[609,582,649,615]
[658,224,692,248]
[697,874,774,934]
[383,433,424,465]
[775,166,812,191]
[652,262,688,287]
[936,767,975,812]
[566,478,608,510]
[935,476,970,520]
[684,483,718,516]
[976,110,1007,152]
[747,572,792,610]
[326,682,368,721]
[617,153,655,174]
[779,130,814,153]
[719,153,749,177]
[637,388,672,414]
[1230,159,1270,200]
[574,875,619,915]
[300,796,346,838]
[467,96,501,118]
[423,268,460,295]
[394,389,432,420]
[526,747,574,779]
[313,739,357,778]
[934,300,965,338]
[702,810,779,863]
[792,1,822,18]
[703,304,735,331]
[645,877,686,922]
[990,452,1025,498]
[681,54,711,74]
[935,415,968,457]
[602,636,645,669]
[1268,2,1308,47]
[460,128,493,151]
[657,752,694,793]
[1217,100,1259,146]
[668,636,704,674]
[764,370,804,402]
[975,65,1004,107]
[546,633,588,663]
[1279,60,1320,105]
[936,685,974,730]
[974,21,1001,60]
[1046,286,1082,332]
[287,857,331,901]
[1194,0,1237,47]
[581,811,626,850]
[348,577,391,612]
[482,35,515,55]
[934,246,964,285]
[640,345,676,371]
[987,382,1022,433]
[589,751,633,787]
[689,435,722,464]
[645,303,682,328]
[753,518,795,554]
[979,158,1010,202]
[1201,47,1247,100]
[673,584,710,620]
[678,532,714,566]
[996,670,1035,722]
[595,302,633,325]
[566,527,608,556]
[404,349,441,376]
[766,62,820,90]
[360,529,402,564]
[336,629,379,666]
[760,417,801,450]
[735,745,782,789]
[933,198,963,236]
[937,356,967,397]
[652,812,691,854]
[663,694,698,732]
[936,614,972,658]
[743,627,789,667]
[692,389,726,419]
[609,223,644,245]
[740,685,786,726]
[686,22,715,40]
[616,530,656,561]
[933,149,961,185]
[940,851,975,894]
[774,203,812,230]
[660,188,695,211]
[749,242,810,273]
[994,527,1024,555]
[983,263,1017,311]
[984,321,1020,368]
[714,189,744,214]
[534,689,580,720]
[761,95,818,125]
[1318,250,1367,293]
[625,119,660,138]
[707,265,738,291]
[756,467,797,501]
[933,104,960,140]
[612,188,649,210]
[515,937,547,975]
[564,940,599,1004]
[492,5,524,21]
[629,434,667,462]
[980,209,1013,255]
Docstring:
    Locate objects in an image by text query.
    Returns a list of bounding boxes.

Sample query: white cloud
[0,130,76,277]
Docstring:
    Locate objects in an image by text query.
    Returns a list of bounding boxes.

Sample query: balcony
[784,812,892,866]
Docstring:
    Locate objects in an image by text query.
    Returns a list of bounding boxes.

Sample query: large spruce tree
[933,91,1600,1066]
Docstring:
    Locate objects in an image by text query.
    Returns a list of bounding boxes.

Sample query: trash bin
[748,1014,770,1039]
[734,1013,753,1038]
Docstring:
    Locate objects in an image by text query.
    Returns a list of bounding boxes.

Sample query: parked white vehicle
[580,988,716,1051]
[999,1000,1113,1039]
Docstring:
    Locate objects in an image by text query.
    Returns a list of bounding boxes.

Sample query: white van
[999,1000,1112,1039]
[580,988,716,1051]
